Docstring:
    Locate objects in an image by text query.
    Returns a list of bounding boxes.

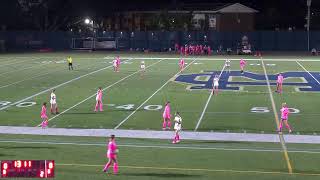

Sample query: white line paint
[0,59,131,111]
[261,58,293,174]
[40,59,164,126]
[0,62,48,76]
[0,58,39,68]
[194,64,226,131]
[114,59,197,129]
[0,69,62,89]
[0,139,320,154]
[296,61,320,85]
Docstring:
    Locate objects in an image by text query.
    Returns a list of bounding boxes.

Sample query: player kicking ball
[94,87,103,112]
[172,112,182,144]
[162,101,171,130]
[240,58,246,74]
[212,74,219,95]
[276,73,284,94]
[278,103,292,133]
[40,102,48,128]
[50,89,59,114]
[225,59,231,73]
[103,135,119,174]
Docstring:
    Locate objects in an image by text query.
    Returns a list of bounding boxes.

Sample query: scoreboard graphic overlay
[1,160,54,178]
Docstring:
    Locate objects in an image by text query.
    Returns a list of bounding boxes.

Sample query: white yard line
[296,61,320,85]
[0,61,48,76]
[0,69,62,89]
[0,59,131,111]
[0,58,38,68]
[1,139,320,154]
[40,59,164,126]
[114,59,197,129]
[0,60,104,89]
[261,58,293,174]
[194,64,226,131]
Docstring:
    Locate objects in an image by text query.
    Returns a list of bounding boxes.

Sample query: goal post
[71,37,117,50]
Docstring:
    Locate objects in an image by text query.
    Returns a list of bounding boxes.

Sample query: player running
[179,58,185,71]
[278,103,292,133]
[40,102,48,128]
[212,74,219,95]
[225,59,231,73]
[240,58,246,74]
[103,135,119,174]
[67,56,73,70]
[172,112,182,144]
[276,73,284,94]
[50,89,59,114]
[162,101,171,130]
[94,87,103,112]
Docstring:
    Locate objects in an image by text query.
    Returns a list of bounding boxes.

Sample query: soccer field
[1,52,320,179]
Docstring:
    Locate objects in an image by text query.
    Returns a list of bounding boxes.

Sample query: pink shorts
[281,117,288,121]
[107,153,116,159]
[240,65,245,68]
[277,81,283,84]
[163,115,170,119]
[41,115,47,119]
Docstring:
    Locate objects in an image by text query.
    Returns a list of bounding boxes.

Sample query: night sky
[0,0,319,30]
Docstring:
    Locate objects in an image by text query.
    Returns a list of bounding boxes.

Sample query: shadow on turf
[121,172,201,178]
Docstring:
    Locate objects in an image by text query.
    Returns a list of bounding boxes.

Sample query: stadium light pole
[84,18,95,36]
[307,0,312,51]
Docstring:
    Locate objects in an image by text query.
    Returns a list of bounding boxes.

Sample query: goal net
[71,37,117,50]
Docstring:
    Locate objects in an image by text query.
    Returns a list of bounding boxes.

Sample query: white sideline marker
[39,59,164,126]
[194,64,226,131]
[0,59,132,111]
[114,59,197,129]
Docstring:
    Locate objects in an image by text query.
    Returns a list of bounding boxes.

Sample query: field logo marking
[174,71,320,92]
[261,58,293,174]
[41,59,164,126]
[194,64,226,131]
[114,59,197,129]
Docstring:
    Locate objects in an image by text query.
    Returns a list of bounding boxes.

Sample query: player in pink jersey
[240,59,246,74]
[115,56,121,72]
[184,45,188,56]
[162,101,171,130]
[276,73,284,94]
[94,87,103,112]
[278,103,292,133]
[180,46,184,55]
[207,46,211,55]
[179,58,185,71]
[40,102,48,128]
[103,135,119,174]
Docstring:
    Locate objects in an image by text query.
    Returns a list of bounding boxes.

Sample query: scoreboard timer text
[1,160,54,178]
